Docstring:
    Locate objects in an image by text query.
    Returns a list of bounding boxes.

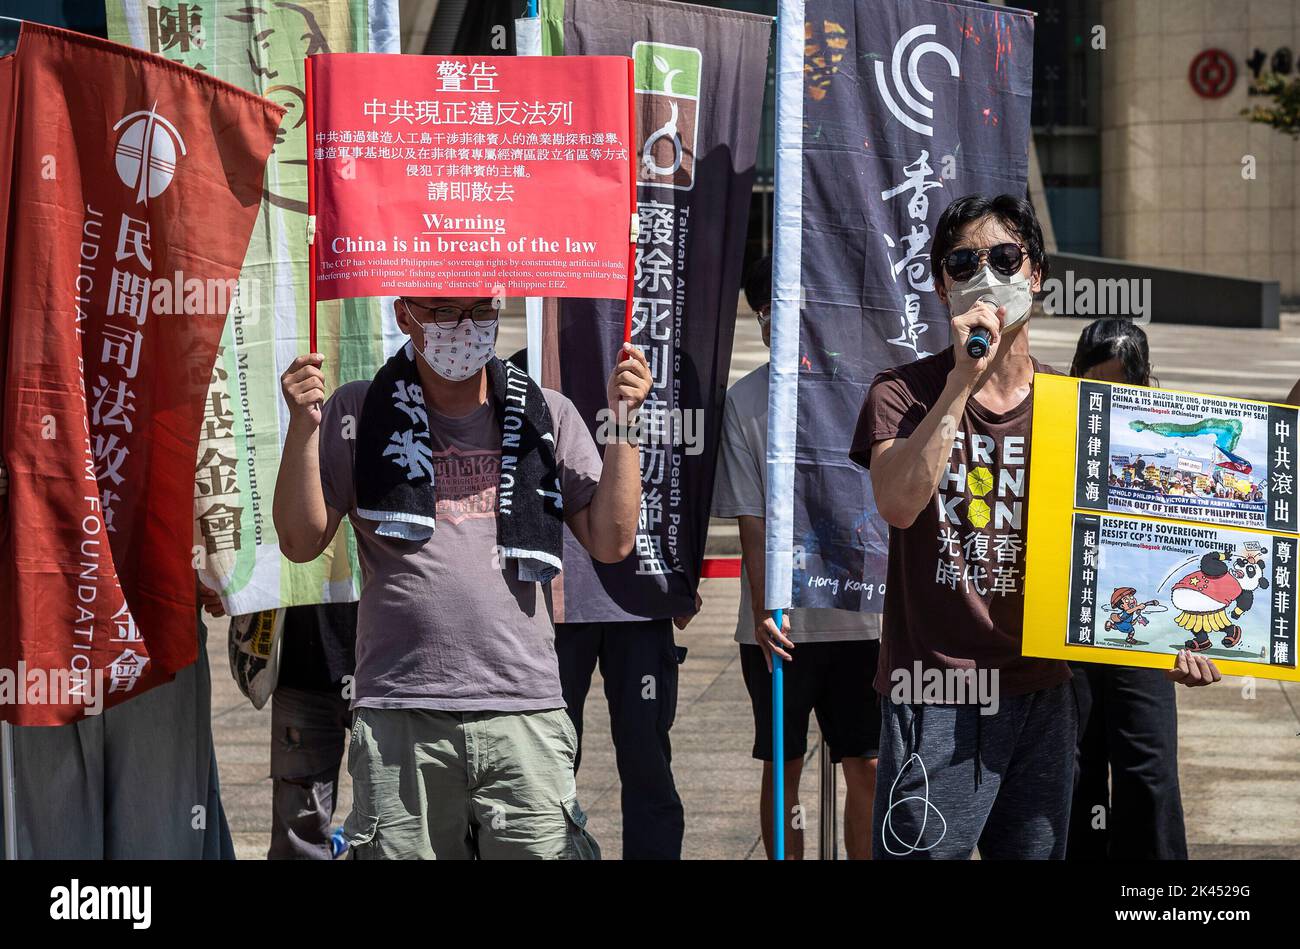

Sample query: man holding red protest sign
[273,297,650,859]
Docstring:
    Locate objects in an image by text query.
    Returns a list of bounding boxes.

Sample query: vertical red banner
[0,24,281,724]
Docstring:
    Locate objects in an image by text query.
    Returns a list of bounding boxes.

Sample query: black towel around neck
[354,342,564,583]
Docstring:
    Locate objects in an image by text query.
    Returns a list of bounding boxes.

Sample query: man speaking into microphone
[849,194,1219,860]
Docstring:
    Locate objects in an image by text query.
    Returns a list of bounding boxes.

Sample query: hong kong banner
[0,23,282,724]
[308,53,636,302]
[540,0,771,622]
[766,0,1034,614]
[106,1,403,616]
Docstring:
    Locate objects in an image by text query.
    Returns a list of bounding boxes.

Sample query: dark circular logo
[1189,49,1237,99]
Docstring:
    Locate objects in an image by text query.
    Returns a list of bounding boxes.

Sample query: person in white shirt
[711,256,881,860]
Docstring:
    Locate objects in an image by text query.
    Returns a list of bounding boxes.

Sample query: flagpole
[305,54,318,355]
[1,721,16,860]
[768,1,798,863]
[622,57,636,347]
[0,9,19,860]
[772,611,785,860]
[517,9,545,385]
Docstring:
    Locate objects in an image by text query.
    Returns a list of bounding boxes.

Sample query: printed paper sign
[1066,513,1296,670]
[1074,381,1298,533]
[1024,374,1300,681]
[309,54,634,301]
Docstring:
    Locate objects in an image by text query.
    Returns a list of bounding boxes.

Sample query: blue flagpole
[768,3,792,864]
[527,0,538,17]
[772,609,785,860]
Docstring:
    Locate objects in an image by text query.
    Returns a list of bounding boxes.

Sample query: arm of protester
[274,353,344,563]
[568,343,652,563]
[1286,379,1300,407]
[709,381,790,664]
[1166,649,1222,688]
[861,303,1005,529]
[737,514,793,672]
[673,590,703,630]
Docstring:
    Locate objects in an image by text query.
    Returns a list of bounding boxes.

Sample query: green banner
[106,1,404,613]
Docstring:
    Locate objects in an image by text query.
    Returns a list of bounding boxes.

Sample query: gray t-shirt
[710,363,881,645]
[319,379,602,712]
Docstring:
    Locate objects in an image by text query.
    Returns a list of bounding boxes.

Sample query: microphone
[963,294,1000,360]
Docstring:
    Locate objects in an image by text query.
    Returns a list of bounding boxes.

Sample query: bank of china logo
[872,24,959,138]
[113,105,187,205]
[633,41,700,191]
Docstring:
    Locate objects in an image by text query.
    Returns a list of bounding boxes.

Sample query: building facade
[1100,0,1299,299]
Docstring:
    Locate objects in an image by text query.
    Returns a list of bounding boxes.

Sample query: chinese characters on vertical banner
[880,149,944,359]
[627,40,699,579]
[1,23,279,724]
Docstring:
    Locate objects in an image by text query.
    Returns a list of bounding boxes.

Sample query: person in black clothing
[268,602,357,860]
[506,346,695,860]
[1066,319,1221,860]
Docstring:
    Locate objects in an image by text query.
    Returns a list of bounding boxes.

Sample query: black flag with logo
[540,0,771,621]
[766,0,1035,614]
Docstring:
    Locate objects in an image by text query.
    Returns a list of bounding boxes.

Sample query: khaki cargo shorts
[344,706,600,860]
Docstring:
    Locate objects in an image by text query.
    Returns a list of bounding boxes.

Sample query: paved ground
[211,308,1300,859]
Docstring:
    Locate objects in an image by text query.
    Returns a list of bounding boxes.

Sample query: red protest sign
[307,54,635,305]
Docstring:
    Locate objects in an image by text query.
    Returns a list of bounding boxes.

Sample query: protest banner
[106,1,404,616]
[539,0,771,622]
[1023,374,1300,682]
[307,53,636,312]
[766,0,1035,616]
[0,23,282,724]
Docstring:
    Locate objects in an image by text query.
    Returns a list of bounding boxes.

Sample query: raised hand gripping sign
[307,54,635,310]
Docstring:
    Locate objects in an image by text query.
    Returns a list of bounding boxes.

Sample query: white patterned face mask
[946,265,1034,330]
[408,306,497,382]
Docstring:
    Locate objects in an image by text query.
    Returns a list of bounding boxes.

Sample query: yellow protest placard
[1024,373,1300,681]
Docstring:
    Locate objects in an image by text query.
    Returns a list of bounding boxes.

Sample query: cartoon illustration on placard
[1067,515,1294,667]
[1105,392,1269,530]
[1028,374,1300,680]
[1103,586,1165,646]
[1168,544,1268,652]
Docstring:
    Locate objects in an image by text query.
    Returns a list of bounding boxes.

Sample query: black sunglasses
[401,299,498,329]
[941,242,1027,282]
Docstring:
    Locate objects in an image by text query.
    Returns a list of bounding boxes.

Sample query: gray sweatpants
[268,686,352,860]
[873,680,1077,860]
[0,615,233,859]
